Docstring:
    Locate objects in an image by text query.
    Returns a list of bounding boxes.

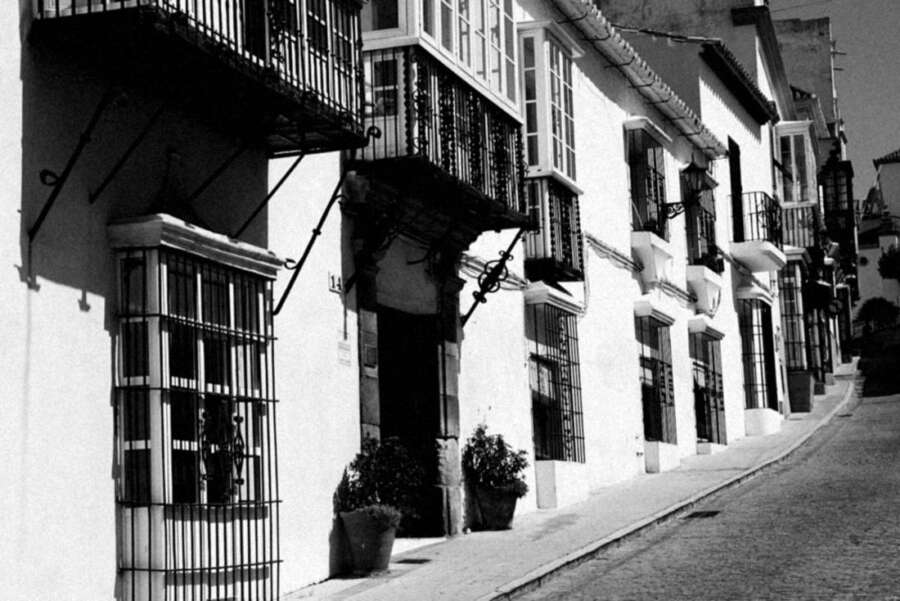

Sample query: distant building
[856,150,900,317]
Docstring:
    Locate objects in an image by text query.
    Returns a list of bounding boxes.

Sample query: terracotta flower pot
[473,485,519,530]
[340,508,397,573]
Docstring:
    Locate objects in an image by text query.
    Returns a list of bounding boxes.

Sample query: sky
[770,0,900,194]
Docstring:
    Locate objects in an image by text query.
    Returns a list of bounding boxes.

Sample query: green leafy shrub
[333,437,426,520]
[462,424,529,498]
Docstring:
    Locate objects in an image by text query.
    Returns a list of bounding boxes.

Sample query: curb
[477,373,859,601]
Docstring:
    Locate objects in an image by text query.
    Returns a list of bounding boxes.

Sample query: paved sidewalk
[285,362,858,601]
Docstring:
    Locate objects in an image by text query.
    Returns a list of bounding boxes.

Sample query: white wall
[267,154,363,591]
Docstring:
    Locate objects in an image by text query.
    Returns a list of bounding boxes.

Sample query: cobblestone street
[520,388,900,601]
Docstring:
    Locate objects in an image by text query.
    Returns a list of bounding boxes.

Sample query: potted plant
[462,424,529,531]
[333,436,425,574]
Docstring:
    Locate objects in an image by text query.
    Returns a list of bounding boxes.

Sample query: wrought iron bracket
[663,201,689,219]
[233,151,306,238]
[461,227,527,327]
[274,171,349,315]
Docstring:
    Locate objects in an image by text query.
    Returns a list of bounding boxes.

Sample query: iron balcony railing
[737,191,783,248]
[35,0,365,149]
[358,45,526,218]
[782,203,822,249]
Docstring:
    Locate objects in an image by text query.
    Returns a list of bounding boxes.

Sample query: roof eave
[551,0,726,159]
[700,42,779,125]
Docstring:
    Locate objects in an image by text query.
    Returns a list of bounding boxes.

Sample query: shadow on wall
[18,25,269,304]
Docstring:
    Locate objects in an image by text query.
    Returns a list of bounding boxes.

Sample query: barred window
[628,129,668,240]
[738,298,779,411]
[114,242,279,601]
[778,264,807,371]
[635,316,676,444]
[690,333,725,445]
[526,303,585,462]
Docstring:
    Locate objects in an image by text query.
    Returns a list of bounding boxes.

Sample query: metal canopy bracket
[273,171,349,315]
[461,227,527,327]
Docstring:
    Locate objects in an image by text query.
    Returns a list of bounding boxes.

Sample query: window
[738,298,778,411]
[778,133,809,203]
[821,161,853,213]
[520,26,578,182]
[419,0,516,102]
[635,316,676,444]
[524,178,584,281]
[690,333,725,445]
[362,0,399,31]
[728,137,744,242]
[111,216,281,601]
[304,0,359,112]
[117,249,274,505]
[526,303,585,462]
[628,129,667,240]
[778,264,807,371]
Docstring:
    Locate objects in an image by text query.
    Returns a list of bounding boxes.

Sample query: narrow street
[520,385,900,601]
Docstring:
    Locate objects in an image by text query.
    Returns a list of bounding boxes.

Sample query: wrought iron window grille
[635,316,677,444]
[690,332,726,445]
[115,247,280,601]
[738,298,779,411]
[628,129,669,241]
[527,303,585,463]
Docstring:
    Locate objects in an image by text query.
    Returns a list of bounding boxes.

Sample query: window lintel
[108,214,282,280]
[624,116,672,146]
[524,281,584,315]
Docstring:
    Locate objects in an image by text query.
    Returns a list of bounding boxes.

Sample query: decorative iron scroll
[461,227,527,327]
[200,398,246,501]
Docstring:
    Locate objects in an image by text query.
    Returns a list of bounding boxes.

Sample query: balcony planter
[631,230,673,286]
[462,425,529,531]
[685,265,723,316]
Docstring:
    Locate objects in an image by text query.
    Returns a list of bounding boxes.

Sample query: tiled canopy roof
[874,148,900,167]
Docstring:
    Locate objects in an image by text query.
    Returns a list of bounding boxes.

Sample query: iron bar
[28,86,118,242]
[186,142,250,205]
[89,101,168,205]
[461,227,527,327]
[233,152,306,238]
[274,171,348,315]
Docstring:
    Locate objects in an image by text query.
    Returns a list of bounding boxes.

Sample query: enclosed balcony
[32,0,366,156]
[782,202,822,250]
[524,178,583,282]
[348,45,528,234]
[730,191,786,272]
